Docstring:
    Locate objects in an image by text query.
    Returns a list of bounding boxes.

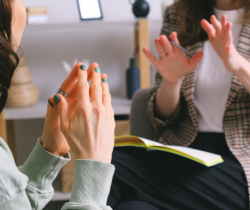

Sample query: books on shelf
[26,7,49,24]
[115,135,224,167]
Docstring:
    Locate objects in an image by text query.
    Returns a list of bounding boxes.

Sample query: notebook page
[139,137,164,147]
[165,146,221,162]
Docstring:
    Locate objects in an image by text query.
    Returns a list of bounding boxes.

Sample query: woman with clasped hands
[0,0,115,209]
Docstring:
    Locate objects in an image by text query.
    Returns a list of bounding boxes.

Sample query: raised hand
[143,32,203,84]
[54,66,115,164]
[201,15,243,72]
[41,63,99,157]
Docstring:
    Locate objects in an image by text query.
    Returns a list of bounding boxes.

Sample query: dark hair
[0,0,20,112]
[173,0,250,46]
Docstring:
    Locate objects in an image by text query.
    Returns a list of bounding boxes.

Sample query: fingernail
[94,67,101,73]
[54,95,60,104]
[48,99,54,107]
[102,78,108,83]
[80,65,86,71]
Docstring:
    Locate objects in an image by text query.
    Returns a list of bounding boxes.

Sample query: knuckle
[91,83,102,91]
[78,104,90,115]
[102,91,111,98]
[78,81,89,89]
[93,105,103,116]
[96,107,103,116]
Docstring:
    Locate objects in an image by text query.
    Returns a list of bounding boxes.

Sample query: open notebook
[115,135,224,167]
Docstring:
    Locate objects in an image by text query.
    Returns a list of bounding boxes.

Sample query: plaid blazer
[147,5,250,204]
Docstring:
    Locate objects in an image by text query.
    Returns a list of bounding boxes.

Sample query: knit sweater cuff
[19,138,71,191]
[70,160,115,206]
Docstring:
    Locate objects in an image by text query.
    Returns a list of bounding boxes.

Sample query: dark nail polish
[48,99,54,107]
[80,65,86,71]
[94,67,101,73]
[54,95,60,104]
[102,78,108,83]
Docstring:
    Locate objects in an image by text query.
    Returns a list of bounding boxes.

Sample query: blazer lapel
[225,22,250,111]
[181,41,203,129]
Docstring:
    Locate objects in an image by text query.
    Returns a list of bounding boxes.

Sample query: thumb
[54,94,69,132]
[187,51,203,69]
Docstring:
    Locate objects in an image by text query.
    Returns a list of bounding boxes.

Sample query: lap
[108,133,249,210]
[114,201,159,210]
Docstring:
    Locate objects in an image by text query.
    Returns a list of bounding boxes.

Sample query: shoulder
[161,4,181,36]
[0,138,28,206]
[163,4,178,22]
[0,138,14,159]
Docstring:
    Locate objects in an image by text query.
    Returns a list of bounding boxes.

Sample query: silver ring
[57,88,69,98]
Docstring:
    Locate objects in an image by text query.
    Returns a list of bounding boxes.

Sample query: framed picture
[77,0,103,21]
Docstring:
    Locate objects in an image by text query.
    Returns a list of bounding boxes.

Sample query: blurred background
[21,0,173,99]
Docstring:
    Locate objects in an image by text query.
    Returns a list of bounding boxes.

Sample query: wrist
[230,57,247,76]
[75,152,112,164]
[40,138,67,157]
[224,49,245,75]
[161,77,183,89]
[155,77,183,119]
[231,58,250,85]
[75,157,112,164]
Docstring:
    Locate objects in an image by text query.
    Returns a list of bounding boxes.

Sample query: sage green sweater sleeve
[0,137,115,210]
[0,138,70,210]
[62,160,115,210]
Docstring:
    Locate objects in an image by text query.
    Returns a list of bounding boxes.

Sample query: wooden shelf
[24,19,162,32]
[4,97,131,120]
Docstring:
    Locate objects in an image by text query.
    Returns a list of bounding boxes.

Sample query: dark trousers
[107,133,249,210]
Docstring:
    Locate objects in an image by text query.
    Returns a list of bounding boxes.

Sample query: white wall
[20,0,174,99]
[22,0,174,22]
[15,0,174,165]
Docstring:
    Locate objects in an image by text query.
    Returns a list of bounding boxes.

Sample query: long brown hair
[0,0,19,112]
[174,0,250,46]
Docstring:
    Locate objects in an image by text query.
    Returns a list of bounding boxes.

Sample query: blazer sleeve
[147,5,184,142]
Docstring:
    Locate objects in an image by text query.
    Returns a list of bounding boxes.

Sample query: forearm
[155,78,183,119]
[233,57,250,93]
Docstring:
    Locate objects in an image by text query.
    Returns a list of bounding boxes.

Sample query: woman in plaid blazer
[108,0,250,209]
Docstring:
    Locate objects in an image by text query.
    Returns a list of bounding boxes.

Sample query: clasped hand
[41,62,115,164]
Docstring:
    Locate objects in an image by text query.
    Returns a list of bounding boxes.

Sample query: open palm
[201,15,243,72]
[143,32,203,84]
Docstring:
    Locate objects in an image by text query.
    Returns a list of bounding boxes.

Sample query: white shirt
[194,7,245,132]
